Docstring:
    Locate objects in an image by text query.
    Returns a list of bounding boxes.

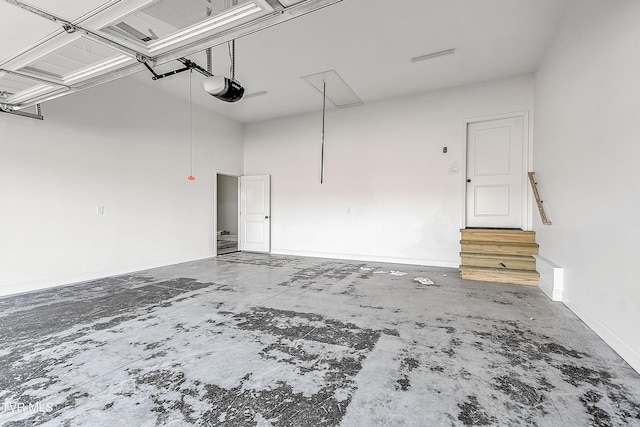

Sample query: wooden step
[460,240,539,256]
[461,228,536,243]
[460,266,539,286]
[460,252,536,271]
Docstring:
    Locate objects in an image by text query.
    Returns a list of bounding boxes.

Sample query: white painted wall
[217,174,238,235]
[0,75,243,296]
[534,1,640,372]
[244,76,534,267]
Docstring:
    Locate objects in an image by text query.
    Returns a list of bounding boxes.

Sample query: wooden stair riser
[459,228,540,286]
[460,254,536,271]
[461,241,539,256]
[461,229,536,244]
[460,266,539,286]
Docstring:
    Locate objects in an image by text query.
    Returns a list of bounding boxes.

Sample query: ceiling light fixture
[411,48,456,63]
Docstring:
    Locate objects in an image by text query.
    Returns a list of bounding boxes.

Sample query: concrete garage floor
[1,253,639,426]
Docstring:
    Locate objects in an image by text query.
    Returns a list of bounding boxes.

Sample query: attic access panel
[98,0,273,55]
[302,70,363,108]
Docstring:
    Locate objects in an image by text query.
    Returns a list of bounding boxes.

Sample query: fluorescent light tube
[147,3,263,53]
[64,55,132,84]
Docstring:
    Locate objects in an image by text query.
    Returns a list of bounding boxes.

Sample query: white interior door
[240,175,271,252]
[466,117,524,228]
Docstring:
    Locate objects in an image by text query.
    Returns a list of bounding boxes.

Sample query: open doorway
[216,173,239,255]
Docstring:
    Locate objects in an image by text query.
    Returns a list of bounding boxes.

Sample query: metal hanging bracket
[0,103,43,120]
[144,58,213,81]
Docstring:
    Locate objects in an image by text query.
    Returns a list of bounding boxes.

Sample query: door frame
[213,169,240,256]
[461,111,532,230]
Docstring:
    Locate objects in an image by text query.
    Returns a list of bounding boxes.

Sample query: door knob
[265,216,270,219]
[466,179,471,183]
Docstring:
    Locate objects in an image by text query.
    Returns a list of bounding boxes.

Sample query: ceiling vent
[411,48,456,63]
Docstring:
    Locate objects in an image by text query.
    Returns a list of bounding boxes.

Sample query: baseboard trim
[0,254,215,298]
[563,291,640,375]
[535,255,564,301]
[270,249,459,269]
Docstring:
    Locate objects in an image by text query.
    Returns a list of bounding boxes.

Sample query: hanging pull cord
[321,80,326,184]
[188,70,195,180]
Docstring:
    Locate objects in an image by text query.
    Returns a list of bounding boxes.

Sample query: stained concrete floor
[1,253,639,426]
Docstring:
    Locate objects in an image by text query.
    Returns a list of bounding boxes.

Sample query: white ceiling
[1,0,573,124]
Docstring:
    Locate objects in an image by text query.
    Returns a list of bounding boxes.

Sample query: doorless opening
[216,173,239,255]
